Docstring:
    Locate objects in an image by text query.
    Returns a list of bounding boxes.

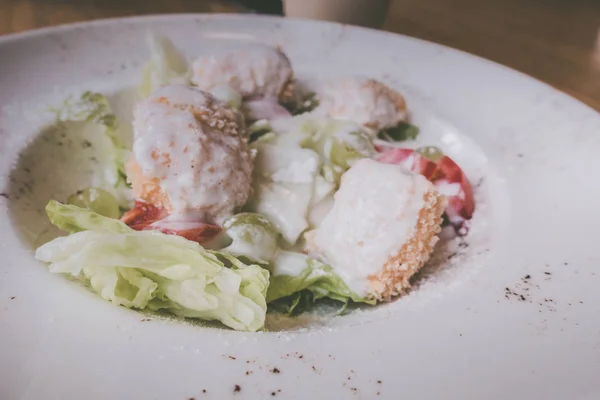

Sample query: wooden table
[1,0,599,111]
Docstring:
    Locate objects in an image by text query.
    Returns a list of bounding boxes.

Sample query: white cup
[283,0,391,28]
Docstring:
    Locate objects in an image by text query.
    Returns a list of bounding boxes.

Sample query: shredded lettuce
[266,251,374,315]
[260,116,375,185]
[139,32,190,98]
[295,117,375,168]
[36,202,269,332]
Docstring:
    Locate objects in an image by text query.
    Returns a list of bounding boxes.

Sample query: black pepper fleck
[271,368,280,374]
[564,262,569,266]
[10,296,15,300]
[524,274,531,280]
[544,272,552,275]
[377,380,382,384]
[202,390,206,393]
[233,385,241,393]
[228,356,236,360]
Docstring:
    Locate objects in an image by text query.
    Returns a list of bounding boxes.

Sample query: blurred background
[1,0,599,111]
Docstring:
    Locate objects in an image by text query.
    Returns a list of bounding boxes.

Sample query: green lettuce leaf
[66,188,121,219]
[266,251,374,315]
[36,202,269,332]
[267,116,375,185]
[268,290,316,316]
[379,121,420,142]
[45,200,130,234]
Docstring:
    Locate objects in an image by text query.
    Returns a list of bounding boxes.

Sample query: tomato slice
[120,201,168,229]
[149,219,223,244]
[375,146,474,232]
[120,201,222,244]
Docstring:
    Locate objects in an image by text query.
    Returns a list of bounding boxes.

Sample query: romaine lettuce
[266,251,374,314]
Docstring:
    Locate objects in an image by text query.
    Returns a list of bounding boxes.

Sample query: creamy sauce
[271,250,311,277]
[131,84,253,224]
[305,158,431,296]
[191,44,293,101]
[313,76,407,131]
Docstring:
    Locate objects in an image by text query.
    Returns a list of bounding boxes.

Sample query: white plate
[1,14,599,400]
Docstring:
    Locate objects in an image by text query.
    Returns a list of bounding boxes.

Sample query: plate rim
[1,12,596,116]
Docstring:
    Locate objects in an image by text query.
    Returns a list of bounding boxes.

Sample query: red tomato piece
[120,201,168,229]
[120,201,221,244]
[375,146,475,232]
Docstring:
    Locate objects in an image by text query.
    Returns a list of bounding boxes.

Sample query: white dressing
[131,84,253,224]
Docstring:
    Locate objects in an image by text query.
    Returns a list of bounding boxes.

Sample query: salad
[35,34,475,332]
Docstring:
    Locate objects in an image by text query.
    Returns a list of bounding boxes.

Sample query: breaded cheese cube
[191,44,295,104]
[305,158,446,300]
[313,77,407,131]
[126,84,253,224]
